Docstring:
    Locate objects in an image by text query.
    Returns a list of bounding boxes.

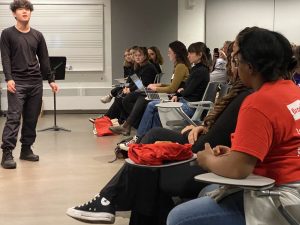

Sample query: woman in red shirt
[167,27,300,225]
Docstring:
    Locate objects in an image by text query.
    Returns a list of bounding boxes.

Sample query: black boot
[1,149,17,169]
[109,121,131,136]
[20,146,39,161]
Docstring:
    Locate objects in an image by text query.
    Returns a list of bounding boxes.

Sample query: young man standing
[0,0,59,169]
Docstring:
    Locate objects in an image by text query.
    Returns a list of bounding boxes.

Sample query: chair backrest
[218,83,231,99]
[202,82,220,102]
[154,73,163,84]
[190,82,220,121]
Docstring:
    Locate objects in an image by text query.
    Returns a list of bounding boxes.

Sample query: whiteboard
[0,3,104,72]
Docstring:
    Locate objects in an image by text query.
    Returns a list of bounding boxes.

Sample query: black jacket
[176,63,210,102]
[128,62,157,92]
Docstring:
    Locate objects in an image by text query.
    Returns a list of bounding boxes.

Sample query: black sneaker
[66,194,115,224]
[1,149,17,169]
[20,148,39,161]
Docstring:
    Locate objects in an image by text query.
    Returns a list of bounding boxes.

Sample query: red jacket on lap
[128,143,193,165]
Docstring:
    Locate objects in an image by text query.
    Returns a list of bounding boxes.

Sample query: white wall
[205,0,274,50]
[0,0,112,111]
[1,0,299,112]
[205,0,300,50]
[178,0,206,46]
[274,0,300,45]
[111,0,178,85]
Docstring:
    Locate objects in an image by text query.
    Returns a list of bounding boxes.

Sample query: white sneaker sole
[118,143,129,151]
[66,208,115,224]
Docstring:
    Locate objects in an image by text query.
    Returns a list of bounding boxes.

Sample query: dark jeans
[1,82,43,151]
[105,96,126,122]
[122,93,149,128]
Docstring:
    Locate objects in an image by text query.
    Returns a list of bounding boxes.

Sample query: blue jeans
[167,185,245,225]
[136,100,161,137]
[179,97,195,118]
[136,98,195,138]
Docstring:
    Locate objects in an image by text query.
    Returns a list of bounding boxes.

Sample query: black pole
[54,91,57,127]
[37,56,70,132]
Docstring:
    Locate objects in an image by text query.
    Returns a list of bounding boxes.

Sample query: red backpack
[94,116,114,137]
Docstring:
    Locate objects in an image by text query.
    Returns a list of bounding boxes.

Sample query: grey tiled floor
[0,114,130,225]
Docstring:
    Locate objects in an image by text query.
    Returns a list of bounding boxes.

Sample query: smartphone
[214,48,219,58]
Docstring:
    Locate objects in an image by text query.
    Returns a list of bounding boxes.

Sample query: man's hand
[7,80,16,93]
[49,82,59,93]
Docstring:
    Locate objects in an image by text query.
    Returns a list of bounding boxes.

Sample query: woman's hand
[212,145,231,156]
[154,141,172,144]
[177,88,184,93]
[188,126,206,144]
[197,143,214,170]
[180,125,195,134]
[171,95,178,102]
[123,87,130,94]
[219,50,227,60]
[147,83,161,91]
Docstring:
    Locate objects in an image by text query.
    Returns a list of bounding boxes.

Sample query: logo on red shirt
[287,100,300,120]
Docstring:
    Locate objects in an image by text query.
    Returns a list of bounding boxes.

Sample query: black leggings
[140,127,188,144]
[105,96,125,121]
[122,93,149,128]
[110,86,123,97]
[100,127,206,225]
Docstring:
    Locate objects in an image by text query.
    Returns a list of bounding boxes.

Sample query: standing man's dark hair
[0,0,59,169]
[10,0,34,12]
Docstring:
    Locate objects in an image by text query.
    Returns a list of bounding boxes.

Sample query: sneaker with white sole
[89,118,95,123]
[110,118,120,127]
[119,135,139,151]
[66,194,115,224]
[100,95,113,104]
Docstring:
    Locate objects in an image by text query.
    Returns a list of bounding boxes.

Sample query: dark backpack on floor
[108,137,132,163]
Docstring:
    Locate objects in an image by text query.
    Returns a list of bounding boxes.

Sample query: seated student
[104,47,157,123]
[119,42,211,150]
[65,44,252,224]
[148,46,164,74]
[167,27,300,225]
[100,47,135,104]
[109,41,190,135]
[292,45,300,85]
[210,41,231,83]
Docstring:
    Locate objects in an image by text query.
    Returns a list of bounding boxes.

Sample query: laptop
[130,74,168,100]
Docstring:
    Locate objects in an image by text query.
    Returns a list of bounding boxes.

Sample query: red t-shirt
[231,80,300,185]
